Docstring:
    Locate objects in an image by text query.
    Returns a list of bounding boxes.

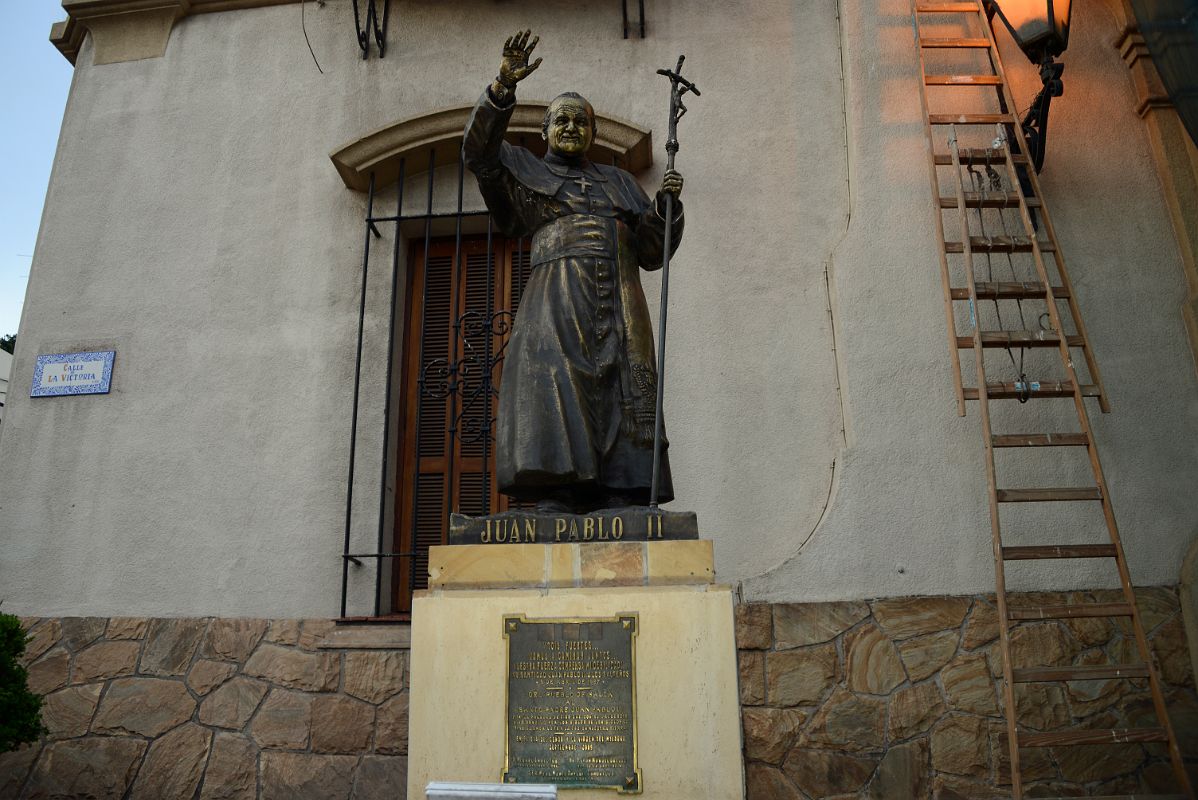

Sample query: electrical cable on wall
[301,0,324,74]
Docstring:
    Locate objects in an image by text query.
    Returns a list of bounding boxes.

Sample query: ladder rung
[964,381,1100,400]
[1011,663,1149,682]
[1008,602,1132,620]
[1019,728,1168,747]
[925,74,1003,85]
[1003,544,1114,559]
[940,192,1039,208]
[930,113,1014,124]
[956,332,1085,349]
[946,236,1056,253]
[950,282,1067,300]
[916,2,979,10]
[996,488,1102,502]
[920,37,992,48]
[992,433,1089,448]
[935,149,1030,165]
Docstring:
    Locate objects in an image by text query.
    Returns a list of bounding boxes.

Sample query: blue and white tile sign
[31,351,115,397]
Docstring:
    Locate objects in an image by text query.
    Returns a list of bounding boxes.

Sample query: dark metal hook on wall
[352,0,390,58]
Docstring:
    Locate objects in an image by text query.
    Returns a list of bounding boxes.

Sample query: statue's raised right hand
[497,29,542,89]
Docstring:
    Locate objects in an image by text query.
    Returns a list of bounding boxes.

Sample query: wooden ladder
[912,2,1195,798]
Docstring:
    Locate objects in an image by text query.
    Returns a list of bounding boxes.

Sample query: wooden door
[393,235,533,611]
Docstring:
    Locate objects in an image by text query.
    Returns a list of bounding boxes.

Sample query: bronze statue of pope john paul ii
[464,30,685,514]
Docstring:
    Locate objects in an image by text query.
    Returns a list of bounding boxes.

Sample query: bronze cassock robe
[464,88,683,505]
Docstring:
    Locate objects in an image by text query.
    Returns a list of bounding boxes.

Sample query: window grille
[337,119,643,617]
[338,144,551,617]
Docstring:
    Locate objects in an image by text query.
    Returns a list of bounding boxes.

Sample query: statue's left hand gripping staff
[491,29,542,104]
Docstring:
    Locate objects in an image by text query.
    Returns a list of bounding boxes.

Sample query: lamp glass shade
[992,0,1072,59]
[1051,0,1072,51]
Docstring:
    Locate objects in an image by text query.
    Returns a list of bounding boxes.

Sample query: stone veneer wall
[0,617,409,799]
[2,590,1194,800]
[736,587,1198,799]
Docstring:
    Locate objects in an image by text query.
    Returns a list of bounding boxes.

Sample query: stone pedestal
[407,540,744,799]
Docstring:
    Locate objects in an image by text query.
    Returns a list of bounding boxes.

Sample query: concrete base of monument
[428,540,715,590]
[407,542,744,800]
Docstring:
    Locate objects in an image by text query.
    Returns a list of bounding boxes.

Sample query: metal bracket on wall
[353,0,390,58]
[622,0,646,38]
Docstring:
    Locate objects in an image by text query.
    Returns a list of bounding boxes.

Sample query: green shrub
[0,612,45,753]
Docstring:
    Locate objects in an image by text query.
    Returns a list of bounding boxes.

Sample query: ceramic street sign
[31,351,115,397]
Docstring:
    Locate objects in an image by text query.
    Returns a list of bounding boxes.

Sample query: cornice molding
[330,103,654,192]
[50,0,301,64]
[1115,26,1175,115]
[49,17,86,64]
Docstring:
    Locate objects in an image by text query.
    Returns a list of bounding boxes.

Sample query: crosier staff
[649,55,700,509]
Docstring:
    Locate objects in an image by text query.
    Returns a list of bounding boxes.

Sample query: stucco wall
[742,0,1198,600]
[0,0,1194,617]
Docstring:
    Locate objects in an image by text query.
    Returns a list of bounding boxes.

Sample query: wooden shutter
[394,235,530,611]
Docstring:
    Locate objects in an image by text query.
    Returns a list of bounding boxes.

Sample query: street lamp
[987,0,1073,170]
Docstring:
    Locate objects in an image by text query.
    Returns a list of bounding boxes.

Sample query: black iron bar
[352,0,365,57]
[447,152,466,525]
[622,0,629,39]
[352,0,388,59]
[409,149,436,600]
[361,0,371,58]
[362,0,374,59]
[639,0,645,37]
[373,157,405,617]
[367,210,489,225]
[342,171,377,617]
[377,0,389,57]
[483,216,495,515]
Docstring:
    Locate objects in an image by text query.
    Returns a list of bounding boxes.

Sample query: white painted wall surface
[0,0,1193,617]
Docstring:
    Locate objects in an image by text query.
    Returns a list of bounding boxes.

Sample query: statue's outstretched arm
[463,117,532,238]
[463,30,547,238]
[465,29,543,171]
[463,98,537,238]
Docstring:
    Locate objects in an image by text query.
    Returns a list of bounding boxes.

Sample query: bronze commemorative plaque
[502,615,641,793]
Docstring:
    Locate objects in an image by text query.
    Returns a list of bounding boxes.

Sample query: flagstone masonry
[0,585,1193,798]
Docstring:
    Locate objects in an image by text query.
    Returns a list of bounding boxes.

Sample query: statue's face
[544,98,594,157]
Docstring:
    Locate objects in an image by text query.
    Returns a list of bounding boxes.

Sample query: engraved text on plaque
[503,615,640,793]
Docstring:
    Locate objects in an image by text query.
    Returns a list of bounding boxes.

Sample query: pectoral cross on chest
[573,174,592,193]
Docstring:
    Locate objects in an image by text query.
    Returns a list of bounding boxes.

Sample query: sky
[0,1,74,339]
